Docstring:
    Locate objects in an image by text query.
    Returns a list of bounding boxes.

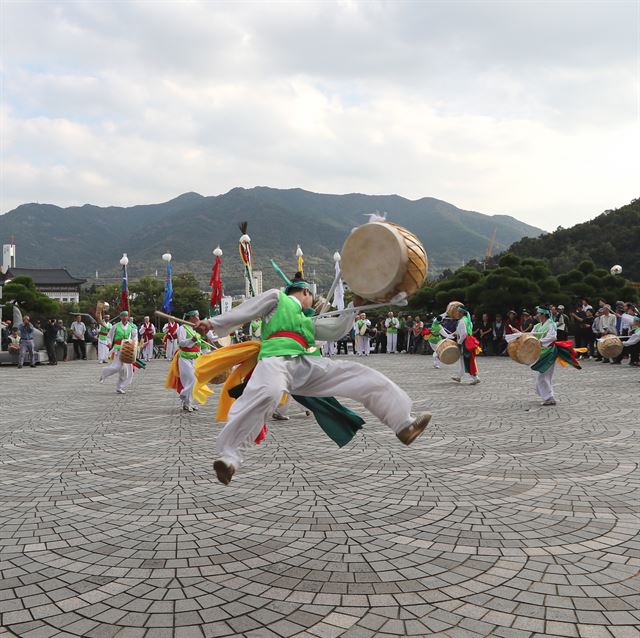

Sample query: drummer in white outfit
[531,307,558,405]
[355,312,371,356]
[100,310,138,393]
[195,283,432,485]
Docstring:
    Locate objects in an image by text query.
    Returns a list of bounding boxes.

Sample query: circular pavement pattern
[1,355,638,638]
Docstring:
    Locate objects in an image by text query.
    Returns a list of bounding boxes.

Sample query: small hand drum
[507,334,542,365]
[341,221,427,303]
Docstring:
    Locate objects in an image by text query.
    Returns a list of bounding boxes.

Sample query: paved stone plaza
[1,356,639,638]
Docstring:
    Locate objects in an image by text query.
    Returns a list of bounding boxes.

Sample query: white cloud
[1,0,638,229]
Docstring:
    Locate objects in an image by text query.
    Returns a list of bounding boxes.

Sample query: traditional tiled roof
[4,268,86,286]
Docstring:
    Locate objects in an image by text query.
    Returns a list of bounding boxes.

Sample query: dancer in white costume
[139,316,156,362]
[175,310,205,412]
[162,319,179,359]
[441,303,480,385]
[97,313,112,363]
[355,312,371,356]
[195,275,432,485]
[100,310,138,394]
[384,311,399,353]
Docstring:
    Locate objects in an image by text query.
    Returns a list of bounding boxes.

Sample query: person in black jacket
[44,319,58,365]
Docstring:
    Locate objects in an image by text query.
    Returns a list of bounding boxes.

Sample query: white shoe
[116,389,126,394]
[451,377,461,383]
[469,378,481,385]
[433,364,441,369]
[272,412,290,421]
[183,404,194,412]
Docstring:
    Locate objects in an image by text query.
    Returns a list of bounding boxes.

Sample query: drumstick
[154,310,193,326]
[314,300,408,319]
[313,298,408,320]
[154,311,229,348]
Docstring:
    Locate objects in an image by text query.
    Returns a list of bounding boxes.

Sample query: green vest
[259,292,319,360]
[428,320,443,345]
[99,322,112,342]
[533,320,553,356]
[386,318,399,333]
[113,322,134,350]
[178,325,202,360]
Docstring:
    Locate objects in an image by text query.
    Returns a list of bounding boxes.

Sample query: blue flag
[162,260,173,313]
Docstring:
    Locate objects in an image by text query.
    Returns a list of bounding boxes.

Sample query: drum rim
[341,222,409,299]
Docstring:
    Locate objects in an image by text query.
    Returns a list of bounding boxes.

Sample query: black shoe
[17,365,23,369]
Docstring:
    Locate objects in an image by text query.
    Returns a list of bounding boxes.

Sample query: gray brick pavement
[1,355,638,637]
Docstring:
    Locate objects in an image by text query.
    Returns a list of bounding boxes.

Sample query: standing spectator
[70,314,87,360]
[554,305,568,341]
[580,309,595,358]
[44,318,58,365]
[354,312,371,356]
[479,313,492,354]
[570,303,588,352]
[520,310,535,332]
[336,333,349,355]
[492,313,506,355]
[580,298,593,312]
[17,315,36,368]
[385,311,400,353]
[506,310,520,334]
[397,313,407,353]
[55,319,68,362]
[404,315,415,353]
[410,316,424,354]
[86,321,99,358]
[612,303,637,364]
[374,318,387,354]
[599,305,618,363]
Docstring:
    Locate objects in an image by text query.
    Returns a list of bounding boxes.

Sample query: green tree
[2,276,59,319]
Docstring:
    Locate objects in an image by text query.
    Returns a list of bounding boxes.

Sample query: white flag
[333,260,344,311]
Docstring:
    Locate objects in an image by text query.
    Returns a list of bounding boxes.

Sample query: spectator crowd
[1,298,638,369]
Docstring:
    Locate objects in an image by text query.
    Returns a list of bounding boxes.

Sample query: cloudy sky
[1,0,638,230]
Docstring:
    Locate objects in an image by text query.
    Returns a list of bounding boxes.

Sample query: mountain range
[0,187,543,294]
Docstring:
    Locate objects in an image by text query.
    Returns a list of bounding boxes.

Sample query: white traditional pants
[97,340,110,362]
[432,350,441,368]
[322,340,337,357]
[386,333,398,353]
[535,364,555,401]
[142,340,154,361]
[355,335,370,355]
[216,356,415,468]
[101,351,134,391]
[178,357,197,408]
[456,347,479,381]
[165,339,178,360]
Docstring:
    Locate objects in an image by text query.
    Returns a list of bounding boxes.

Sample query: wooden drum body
[341,221,428,303]
[507,334,542,365]
[119,340,136,364]
[597,335,623,359]
[436,339,460,365]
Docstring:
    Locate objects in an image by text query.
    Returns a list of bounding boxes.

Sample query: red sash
[180,345,200,353]
[267,331,310,348]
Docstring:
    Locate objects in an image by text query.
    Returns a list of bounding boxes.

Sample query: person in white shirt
[599,306,617,363]
[70,315,87,360]
[384,312,400,353]
[354,312,371,356]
